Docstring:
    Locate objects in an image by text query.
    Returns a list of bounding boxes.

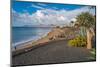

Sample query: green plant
[76,12,95,49]
[68,36,87,47]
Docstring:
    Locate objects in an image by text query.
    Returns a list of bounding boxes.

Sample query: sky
[12,1,96,27]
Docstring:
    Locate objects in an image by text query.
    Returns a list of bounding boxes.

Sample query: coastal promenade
[12,39,93,66]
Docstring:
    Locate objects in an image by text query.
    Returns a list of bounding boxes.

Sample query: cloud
[37,3,47,6]
[31,4,45,9]
[12,6,96,27]
[31,3,59,10]
[12,9,38,26]
[36,10,45,18]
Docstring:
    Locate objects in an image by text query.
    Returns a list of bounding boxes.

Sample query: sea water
[12,27,52,47]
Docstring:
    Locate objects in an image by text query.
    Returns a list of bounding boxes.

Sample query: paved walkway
[12,40,92,66]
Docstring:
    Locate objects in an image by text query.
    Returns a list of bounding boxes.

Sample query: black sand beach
[12,39,93,66]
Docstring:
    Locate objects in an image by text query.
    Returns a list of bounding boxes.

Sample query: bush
[68,36,86,47]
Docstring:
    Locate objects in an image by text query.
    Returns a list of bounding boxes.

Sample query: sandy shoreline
[12,36,66,57]
[12,36,66,51]
[12,27,67,51]
[12,27,76,55]
[12,36,50,51]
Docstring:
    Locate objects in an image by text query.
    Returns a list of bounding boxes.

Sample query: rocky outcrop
[47,28,66,40]
[47,27,79,40]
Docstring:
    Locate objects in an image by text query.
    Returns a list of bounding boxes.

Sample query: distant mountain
[12,23,69,28]
[13,24,55,28]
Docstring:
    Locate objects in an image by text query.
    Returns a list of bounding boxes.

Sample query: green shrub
[68,36,86,47]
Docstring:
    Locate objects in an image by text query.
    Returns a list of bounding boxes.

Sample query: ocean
[12,27,52,47]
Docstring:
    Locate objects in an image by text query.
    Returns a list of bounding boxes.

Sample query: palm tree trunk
[86,29,93,49]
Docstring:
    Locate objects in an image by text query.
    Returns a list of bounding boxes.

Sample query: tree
[88,6,95,12]
[70,21,74,27]
[76,12,95,49]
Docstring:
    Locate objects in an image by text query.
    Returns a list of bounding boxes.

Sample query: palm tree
[70,21,74,27]
[88,6,95,12]
[76,12,95,49]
